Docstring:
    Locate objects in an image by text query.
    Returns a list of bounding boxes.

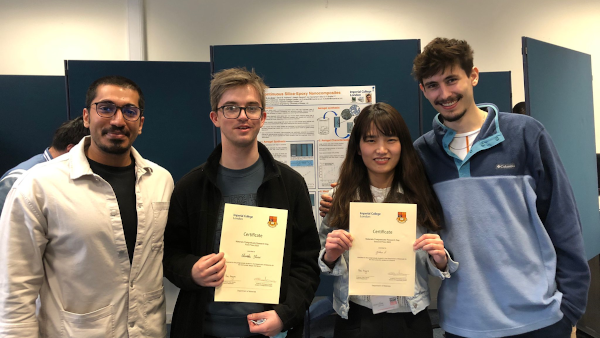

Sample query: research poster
[259,86,375,228]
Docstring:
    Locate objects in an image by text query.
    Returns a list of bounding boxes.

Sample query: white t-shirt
[448,129,481,160]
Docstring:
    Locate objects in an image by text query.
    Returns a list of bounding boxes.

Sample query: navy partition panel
[65,61,213,182]
[523,38,599,259]
[211,40,422,141]
[0,75,68,175]
[421,71,512,134]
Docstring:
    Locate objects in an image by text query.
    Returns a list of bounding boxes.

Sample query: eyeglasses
[218,105,264,120]
[93,102,143,121]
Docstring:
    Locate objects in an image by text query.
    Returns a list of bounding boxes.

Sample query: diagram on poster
[258,85,375,222]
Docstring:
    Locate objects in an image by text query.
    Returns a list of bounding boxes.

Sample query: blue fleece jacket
[413,104,590,338]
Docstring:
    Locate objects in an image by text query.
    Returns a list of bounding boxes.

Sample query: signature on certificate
[254,276,276,283]
[242,252,262,259]
[388,270,408,281]
[223,274,238,285]
[388,270,407,276]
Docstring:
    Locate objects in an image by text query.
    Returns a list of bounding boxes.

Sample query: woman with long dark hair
[319,103,456,338]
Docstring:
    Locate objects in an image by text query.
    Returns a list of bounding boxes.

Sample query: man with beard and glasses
[163,68,320,338]
[0,76,174,337]
[320,38,590,338]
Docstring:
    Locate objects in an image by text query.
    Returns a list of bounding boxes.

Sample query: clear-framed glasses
[218,105,264,120]
[93,102,143,121]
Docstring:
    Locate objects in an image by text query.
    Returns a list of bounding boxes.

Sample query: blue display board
[421,71,512,134]
[523,37,599,259]
[211,40,422,141]
[64,61,213,182]
[0,75,68,175]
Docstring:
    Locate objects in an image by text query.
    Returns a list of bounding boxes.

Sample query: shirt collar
[69,136,152,179]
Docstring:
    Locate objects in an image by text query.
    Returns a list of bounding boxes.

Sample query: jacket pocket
[142,287,167,337]
[60,304,114,338]
[152,201,170,234]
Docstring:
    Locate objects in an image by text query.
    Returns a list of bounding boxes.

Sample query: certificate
[215,204,288,304]
[348,202,416,296]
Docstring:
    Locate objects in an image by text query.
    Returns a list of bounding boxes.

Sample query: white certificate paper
[215,204,288,304]
[349,202,416,296]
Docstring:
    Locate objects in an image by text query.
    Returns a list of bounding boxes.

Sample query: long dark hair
[329,103,442,232]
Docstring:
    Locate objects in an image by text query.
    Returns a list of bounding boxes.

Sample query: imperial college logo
[268,216,278,228]
[397,212,407,223]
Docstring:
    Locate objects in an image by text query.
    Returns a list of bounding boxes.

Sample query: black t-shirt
[87,157,137,263]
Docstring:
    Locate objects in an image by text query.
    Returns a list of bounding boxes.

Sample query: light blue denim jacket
[318,187,459,319]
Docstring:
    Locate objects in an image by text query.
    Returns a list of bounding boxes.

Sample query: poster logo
[268,216,278,228]
[397,212,407,223]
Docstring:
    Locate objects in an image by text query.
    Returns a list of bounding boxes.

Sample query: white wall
[2,0,598,146]
[0,0,128,75]
[143,0,600,149]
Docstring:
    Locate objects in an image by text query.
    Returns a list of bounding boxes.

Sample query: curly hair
[412,38,474,84]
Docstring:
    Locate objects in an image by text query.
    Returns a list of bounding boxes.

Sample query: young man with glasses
[0,76,174,337]
[163,68,320,338]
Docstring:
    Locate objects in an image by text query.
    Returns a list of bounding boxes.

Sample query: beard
[94,126,131,154]
[440,108,468,123]
[97,140,129,155]
[435,94,466,123]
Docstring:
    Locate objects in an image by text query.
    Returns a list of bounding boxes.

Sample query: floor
[165,311,594,338]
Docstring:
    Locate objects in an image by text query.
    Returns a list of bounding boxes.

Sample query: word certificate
[215,204,288,304]
[348,202,416,296]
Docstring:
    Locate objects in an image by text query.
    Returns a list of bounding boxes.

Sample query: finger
[198,253,215,262]
[247,311,267,320]
[420,234,440,242]
[319,200,332,209]
[414,239,429,250]
[419,242,441,252]
[332,230,353,246]
[199,252,225,268]
[248,324,260,334]
[329,239,350,252]
[414,234,439,245]
[415,238,443,251]
[335,235,353,249]
[339,230,354,243]
[327,233,351,249]
[199,272,223,287]
[203,257,227,277]
[321,193,333,202]
[430,250,448,259]
[318,203,330,213]
[325,242,347,254]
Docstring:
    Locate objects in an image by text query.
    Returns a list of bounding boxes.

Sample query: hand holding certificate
[215,204,288,304]
[349,202,416,296]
